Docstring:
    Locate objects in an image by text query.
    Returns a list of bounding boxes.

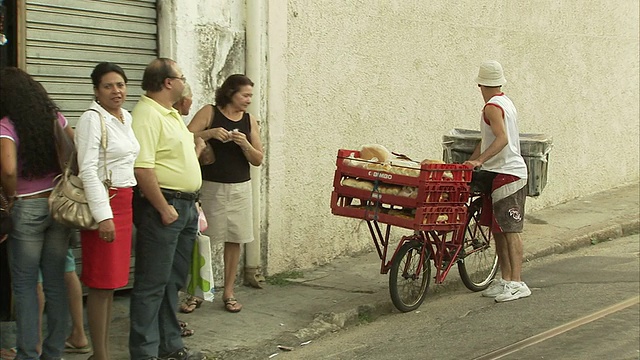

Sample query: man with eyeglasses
[129,58,208,360]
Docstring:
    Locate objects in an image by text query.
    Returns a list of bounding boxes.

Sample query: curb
[215,216,639,359]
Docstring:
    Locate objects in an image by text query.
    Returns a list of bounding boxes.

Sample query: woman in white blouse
[75,62,140,360]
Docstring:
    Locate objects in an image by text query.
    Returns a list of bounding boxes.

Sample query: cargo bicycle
[331,149,498,312]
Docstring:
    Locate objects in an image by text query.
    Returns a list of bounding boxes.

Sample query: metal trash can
[442,128,553,197]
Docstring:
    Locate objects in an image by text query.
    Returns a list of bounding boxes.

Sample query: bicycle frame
[365,196,479,284]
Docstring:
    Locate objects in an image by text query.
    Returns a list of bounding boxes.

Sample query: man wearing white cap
[464,60,530,302]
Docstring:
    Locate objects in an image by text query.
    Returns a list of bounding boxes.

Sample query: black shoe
[160,347,207,360]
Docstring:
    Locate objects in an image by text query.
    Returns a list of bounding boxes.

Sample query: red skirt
[80,187,133,289]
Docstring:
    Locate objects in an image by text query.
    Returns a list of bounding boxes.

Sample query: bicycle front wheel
[389,240,431,312]
[458,199,498,291]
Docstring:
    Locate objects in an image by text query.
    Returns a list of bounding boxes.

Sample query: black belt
[161,189,199,201]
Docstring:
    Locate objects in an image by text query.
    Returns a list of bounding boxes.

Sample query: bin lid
[442,128,553,156]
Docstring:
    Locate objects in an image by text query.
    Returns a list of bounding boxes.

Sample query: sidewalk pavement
[22,182,640,359]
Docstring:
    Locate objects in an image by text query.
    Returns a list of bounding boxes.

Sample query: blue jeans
[8,198,71,360]
[129,196,198,360]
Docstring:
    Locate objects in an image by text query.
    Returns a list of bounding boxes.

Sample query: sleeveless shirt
[480,94,528,180]
[201,105,251,183]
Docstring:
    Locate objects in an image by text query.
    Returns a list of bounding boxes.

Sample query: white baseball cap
[475,60,507,87]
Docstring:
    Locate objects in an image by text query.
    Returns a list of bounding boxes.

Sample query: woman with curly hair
[187,74,264,313]
[0,67,73,360]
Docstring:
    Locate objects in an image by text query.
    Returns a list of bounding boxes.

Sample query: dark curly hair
[0,67,61,178]
[215,74,254,108]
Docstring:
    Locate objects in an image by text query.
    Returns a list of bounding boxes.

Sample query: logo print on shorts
[508,208,522,222]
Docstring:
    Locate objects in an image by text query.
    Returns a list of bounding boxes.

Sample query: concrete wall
[263,1,640,274]
[165,1,639,277]
[160,0,248,284]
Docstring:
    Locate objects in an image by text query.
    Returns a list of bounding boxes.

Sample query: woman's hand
[98,219,116,242]
[208,127,231,143]
[194,136,206,156]
[230,130,251,151]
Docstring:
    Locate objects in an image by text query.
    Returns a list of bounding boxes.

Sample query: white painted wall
[167,1,639,277]
[263,1,640,274]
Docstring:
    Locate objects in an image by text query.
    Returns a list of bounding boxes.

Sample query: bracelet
[242,147,251,152]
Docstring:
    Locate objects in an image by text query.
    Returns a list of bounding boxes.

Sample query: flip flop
[223,297,242,313]
[181,327,195,337]
[64,341,92,354]
[180,296,203,314]
[0,348,16,360]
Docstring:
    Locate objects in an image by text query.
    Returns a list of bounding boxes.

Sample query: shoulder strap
[84,109,112,187]
[53,116,76,174]
[207,104,216,130]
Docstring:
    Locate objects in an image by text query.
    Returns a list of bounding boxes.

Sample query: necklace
[108,111,125,124]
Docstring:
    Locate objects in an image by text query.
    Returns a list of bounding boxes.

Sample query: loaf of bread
[387,159,421,177]
[341,177,374,191]
[397,186,418,199]
[360,144,392,163]
[364,162,392,172]
[378,184,402,196]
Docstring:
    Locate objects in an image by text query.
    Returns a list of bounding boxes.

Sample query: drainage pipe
[243,0,265,288]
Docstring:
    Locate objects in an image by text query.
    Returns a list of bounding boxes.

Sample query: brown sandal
[180,296,203,314]
[223,297,242,313]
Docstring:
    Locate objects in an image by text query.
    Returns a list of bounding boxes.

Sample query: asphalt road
[278,234,640,360]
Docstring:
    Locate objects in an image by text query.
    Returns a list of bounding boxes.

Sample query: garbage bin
[442,128,553,197]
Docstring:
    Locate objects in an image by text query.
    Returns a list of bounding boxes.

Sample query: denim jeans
[8,198,71,360]
[129,196,198,360]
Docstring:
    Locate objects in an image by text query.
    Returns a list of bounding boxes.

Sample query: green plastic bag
[186,232,215,302]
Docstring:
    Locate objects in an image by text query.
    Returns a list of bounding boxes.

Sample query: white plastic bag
[185,232,215,302]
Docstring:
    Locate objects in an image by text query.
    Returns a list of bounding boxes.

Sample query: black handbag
[0,186,12,237]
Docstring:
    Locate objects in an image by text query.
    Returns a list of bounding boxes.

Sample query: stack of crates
[331,149,472,231]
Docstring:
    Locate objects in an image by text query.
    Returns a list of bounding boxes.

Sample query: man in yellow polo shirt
[129,58,207,360]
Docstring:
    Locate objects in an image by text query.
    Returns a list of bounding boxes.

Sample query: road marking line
[473,296,640,360]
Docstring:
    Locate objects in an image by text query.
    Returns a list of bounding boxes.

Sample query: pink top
[0,113,68,197]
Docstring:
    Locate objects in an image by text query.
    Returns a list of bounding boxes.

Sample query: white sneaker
[481,278,506,297]
[494,281,531,302]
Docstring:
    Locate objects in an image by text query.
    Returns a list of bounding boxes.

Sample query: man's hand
[464,159,483,169]
[160,205,179,226]
[98,219,116,242]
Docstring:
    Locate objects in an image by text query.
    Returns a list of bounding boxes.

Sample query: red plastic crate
[333,149,472,210]
[333,183,418,208]
[415,206,468,231]
[421,184,470,206]
[335,149,472,187]
[330,192,468,232]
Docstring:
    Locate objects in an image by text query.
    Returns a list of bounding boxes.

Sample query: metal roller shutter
[24,0,157,126]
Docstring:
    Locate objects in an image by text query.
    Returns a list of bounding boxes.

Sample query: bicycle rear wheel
[389,240,431,312]
[458,199,498,291]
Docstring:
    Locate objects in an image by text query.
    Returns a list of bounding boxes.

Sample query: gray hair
[181,82,192,99]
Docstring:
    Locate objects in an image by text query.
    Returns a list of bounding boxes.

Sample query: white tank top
[480,94,528,180]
